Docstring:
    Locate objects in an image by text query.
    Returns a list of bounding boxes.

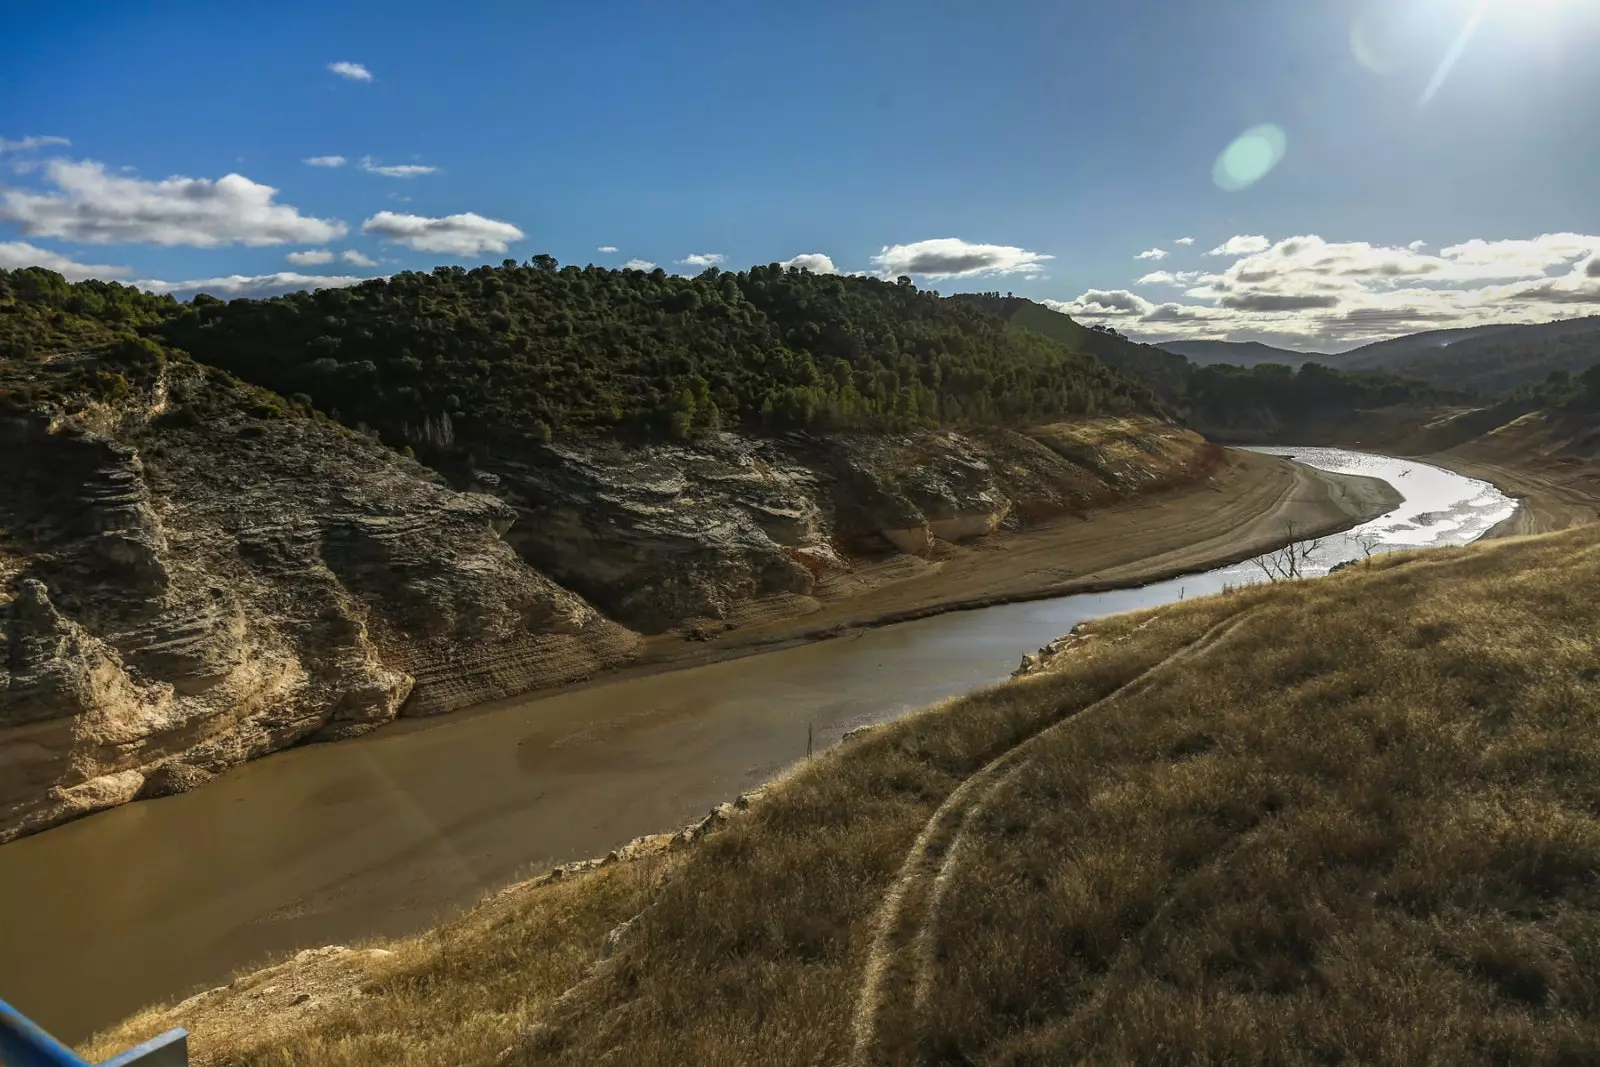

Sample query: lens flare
[1421,0,1493,105]
[1212,124,1288,192]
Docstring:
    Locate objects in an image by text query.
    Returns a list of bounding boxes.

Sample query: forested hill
[949,293,1192,400]
[151,261,1163,448]
[1337,316,1600,394]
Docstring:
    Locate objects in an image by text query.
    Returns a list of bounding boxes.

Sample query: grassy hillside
[90,519,1600,1066]
[1339,316,1600,394]
[154,263,1163,448]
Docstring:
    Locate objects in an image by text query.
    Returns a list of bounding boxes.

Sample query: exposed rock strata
[0,365,637,842]
[472,420,1211,633]
[2,357,1208,840]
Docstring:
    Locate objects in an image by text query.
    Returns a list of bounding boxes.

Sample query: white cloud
[781,253,838,274]
[0,135,70,156]
[0,240,129,281]
[1208,235,1272,257]
[359,155,437,178]
[360,210,523,255]
[1048,289,1154,317]
[870,238,1052,280]
[1135,248,1168,261]
[286,249,334,266]
[341,249,378,267]
[597,245,619,253]
[0,159,347,246]
[1407,240,1427,252]
[1174,236,1195,246]
[1055,231,1600,350]
[137,272,370,299]
[678,252,726,267]
[328,62,373,82]
[1137,270,1202,286]
[620,258,657,271]
[303,155,347,168]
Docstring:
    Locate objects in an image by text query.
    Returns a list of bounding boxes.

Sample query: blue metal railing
[0,998,186,1067]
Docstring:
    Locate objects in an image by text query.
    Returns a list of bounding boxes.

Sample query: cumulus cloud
[597,245,618,253]
[303,155,346,168]
[1135,248,1168,261]
[780,253,838,274]
[0,159,347,246]
[1208,235,1272,257]
[341,249,378,267]
[286,249,334,266]
[1055,231,1600,349]
[137,272,369,299]
[620,258,657,271]
[871,238,1052,280]
[678,252,725,268]
[361,210,523,255]
[1174,237,1195,246]
[328,62,373,82]
[1137,270,1202,286]
[0,135,70,156]
[1047,289,1154,317]
[359,156,437,178]
[0,240,128,280]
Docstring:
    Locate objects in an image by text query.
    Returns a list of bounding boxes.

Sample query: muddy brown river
[0,449,1516,1042]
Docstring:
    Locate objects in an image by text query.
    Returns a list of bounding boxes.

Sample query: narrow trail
[846,609,1260,1067]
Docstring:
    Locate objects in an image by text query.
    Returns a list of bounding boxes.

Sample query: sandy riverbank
[1414,445,1598,538]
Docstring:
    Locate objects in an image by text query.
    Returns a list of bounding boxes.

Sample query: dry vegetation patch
[89,525,1600,1066]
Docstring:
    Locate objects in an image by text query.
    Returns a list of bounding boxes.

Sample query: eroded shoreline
[1,448,1401,1045]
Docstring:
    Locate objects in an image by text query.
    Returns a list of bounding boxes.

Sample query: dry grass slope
[91,521,1600,1066]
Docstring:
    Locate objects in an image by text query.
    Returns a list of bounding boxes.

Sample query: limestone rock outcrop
[2,354,1209,840]
[0,365,638,842]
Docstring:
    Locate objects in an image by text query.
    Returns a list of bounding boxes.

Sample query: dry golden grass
[89,522,1600,1066]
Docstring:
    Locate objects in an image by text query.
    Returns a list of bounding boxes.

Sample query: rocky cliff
[0,358,637,842]
[1,349,1210,841]
[461,416,1214,634]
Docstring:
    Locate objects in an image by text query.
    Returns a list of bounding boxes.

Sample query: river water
[0,449,1516,1042]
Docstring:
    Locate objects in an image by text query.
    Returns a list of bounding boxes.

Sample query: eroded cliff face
[1,354,1209,840]
[0,364,638,842]
[467,417,1214,633]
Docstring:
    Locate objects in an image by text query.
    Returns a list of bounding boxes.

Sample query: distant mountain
[1155,339,1318,368]
[1338,317,1600,394]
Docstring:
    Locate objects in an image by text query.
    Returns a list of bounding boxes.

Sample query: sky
[2,0,1598,352]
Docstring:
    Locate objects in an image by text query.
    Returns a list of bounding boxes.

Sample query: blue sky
[3,0,1598,350]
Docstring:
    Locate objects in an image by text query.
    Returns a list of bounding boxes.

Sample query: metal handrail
[0,998,186,1067]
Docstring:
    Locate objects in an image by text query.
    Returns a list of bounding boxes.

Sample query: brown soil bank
[89,518,1600,1067]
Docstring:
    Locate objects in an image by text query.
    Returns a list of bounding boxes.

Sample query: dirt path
[848,610,1261,1066]
[629,449,1397,676]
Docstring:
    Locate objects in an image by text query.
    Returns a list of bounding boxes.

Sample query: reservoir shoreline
[0,448,1411,1043]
